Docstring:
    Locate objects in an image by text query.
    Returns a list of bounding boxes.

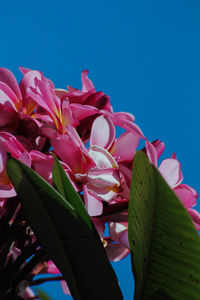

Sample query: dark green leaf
[129,151,200,300]
[52,153,92,229]
[6,157,123,300]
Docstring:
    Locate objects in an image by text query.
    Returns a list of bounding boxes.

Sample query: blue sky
[1,0,200,299]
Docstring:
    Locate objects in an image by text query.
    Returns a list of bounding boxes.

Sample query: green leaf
[129,151,200,300]
[52,153,92,229]
[6,157,123,300]
[37,289,52,300]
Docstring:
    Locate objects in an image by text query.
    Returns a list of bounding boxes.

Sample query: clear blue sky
[1,0,200,299]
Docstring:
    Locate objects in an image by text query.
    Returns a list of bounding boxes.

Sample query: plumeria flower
[55,70,145,142]
[0,132,31,199]
[145,140,200,230]
[103,140,200,261]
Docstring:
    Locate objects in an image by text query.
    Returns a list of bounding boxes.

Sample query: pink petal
[109,222,128,242]
[0,143,7,173]
[61,280,71,295]
[159,158,183,188]
[119,229,129,248]
[0,82,20,111]
[145,140,158,167]
[114,111,135,122]
[51,132,94,174]
[46,261,61,274]
[19,66,31,75]
[87,184,119,202]
[105,240,130,262]
[118,165,132,187]
[90,115,115,150]
[81,70,95,92]
[30,150,54,184]
[174,184,197,209]
[0,104,18,130]
[188,208,200,230]
[103,110,146,139]
[24,287,35,299]
[61,100,79,129]
[0,68,22,100]
[54,88,68,100]
[0,184,16,198]
[70,103,99,121]
[18,152,31,167]
[111,132,139,163]
[88,145,118,169]
[84,91,111,111]
[152,139,165,159]
[92,217,105,239]
[83,184,103,216]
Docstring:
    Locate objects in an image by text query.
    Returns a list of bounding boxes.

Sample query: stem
[101,201,128,216]
[30,275,64,286]
[11,248,46,292]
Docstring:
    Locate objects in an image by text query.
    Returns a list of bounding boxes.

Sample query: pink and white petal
[0,82,20,111]
[61,280,71,295]
[111,132,139,163]
[81,70,95,92]
[46,261,61,274]
[88,145,118,169]
[171,153,177,159]
[105,240,130,262]
[20,69,43,95]
[51,132,94,174]
[187,208,200,231]
[152,139,165,159]
[83,185,103,216]
[18,152,31,167]
[119,229,130,248]
[87,184,117,203]
[159,158,183,188]
[0,104,18,129]
[0,184,16,198]
[119,181,130,199]
[103,110,145,139]
[35,78,60,112]
[24,287,35,299]
[109,222,127,242]
[90,115,115,150]
[0,132,26,158]
[61,100,79,129]
[0,144,7,173]
[54,88,69,101]
[19,66,31,75]
[27,87,56,119]
[174,184,197,209]
[30,150,54,183]
[15,135,33,152]
[145,140,158,167]
[0,68,22,100]
[88,168,120,188]
[70,103,99,121]
[118,164,132,187]
[113,112,135,122]
[92,217,105,239]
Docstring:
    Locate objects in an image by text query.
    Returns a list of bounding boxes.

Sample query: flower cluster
[0,67,199,298]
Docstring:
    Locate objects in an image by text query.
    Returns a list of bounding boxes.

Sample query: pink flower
[0,132,31,199]
[55,70,145,141]
[146,140,200,229]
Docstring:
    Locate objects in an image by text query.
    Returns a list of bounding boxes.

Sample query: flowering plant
[0,67,200,299]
